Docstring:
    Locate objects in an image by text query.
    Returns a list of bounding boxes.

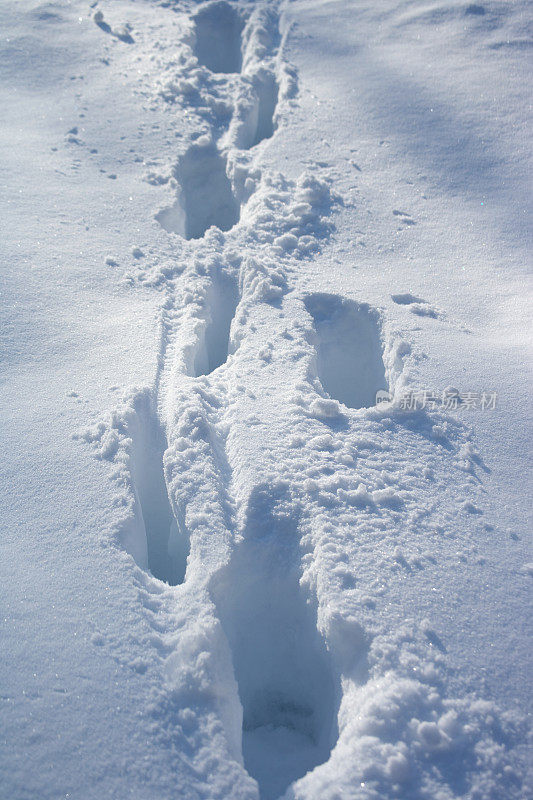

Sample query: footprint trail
[82,2,524,799]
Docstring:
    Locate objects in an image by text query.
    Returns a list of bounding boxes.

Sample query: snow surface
[0,1,531,798]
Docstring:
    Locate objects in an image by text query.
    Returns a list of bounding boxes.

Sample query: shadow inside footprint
[156,141,240,240]
[305,293,388,410]
[193,272,239,376]
[391,292,425,305]
[193,1,244,74]
[211,485,339,799]
[249,72,279,148]
[127,394,189,585]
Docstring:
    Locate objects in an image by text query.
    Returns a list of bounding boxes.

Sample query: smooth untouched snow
[0,1,531,799]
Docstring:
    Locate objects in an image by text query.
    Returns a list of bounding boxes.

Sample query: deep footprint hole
[193,272,239,376]
[128,397,189,585]
[304,293,388,410]
[193,0,245,74]
[211,486,339,799]
[156,141,240,240]
[248,72,279,148]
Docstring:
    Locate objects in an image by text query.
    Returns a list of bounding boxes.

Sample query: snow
[0,0,531,799]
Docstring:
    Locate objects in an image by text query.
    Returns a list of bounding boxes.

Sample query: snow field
[1,0,530,798]
[78,2,529,798]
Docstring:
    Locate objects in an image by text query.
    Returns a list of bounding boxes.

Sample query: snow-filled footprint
[210,484,339,800]
[304,293,388,410]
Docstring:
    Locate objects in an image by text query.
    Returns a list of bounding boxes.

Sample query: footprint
[465,3,486,15]
[234,9,282,150]
[246,70,279,148]
[211,485,338,800]
[93,11,134,44]
[155,139,240,239]
[193,271,239,376]
[392,293,439,318]
[391,292,425,305]
[128,394,189,585]
[409,304,439,318]
[392,209,416,226]
[304,293,388,410]
[193,1,245,74]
